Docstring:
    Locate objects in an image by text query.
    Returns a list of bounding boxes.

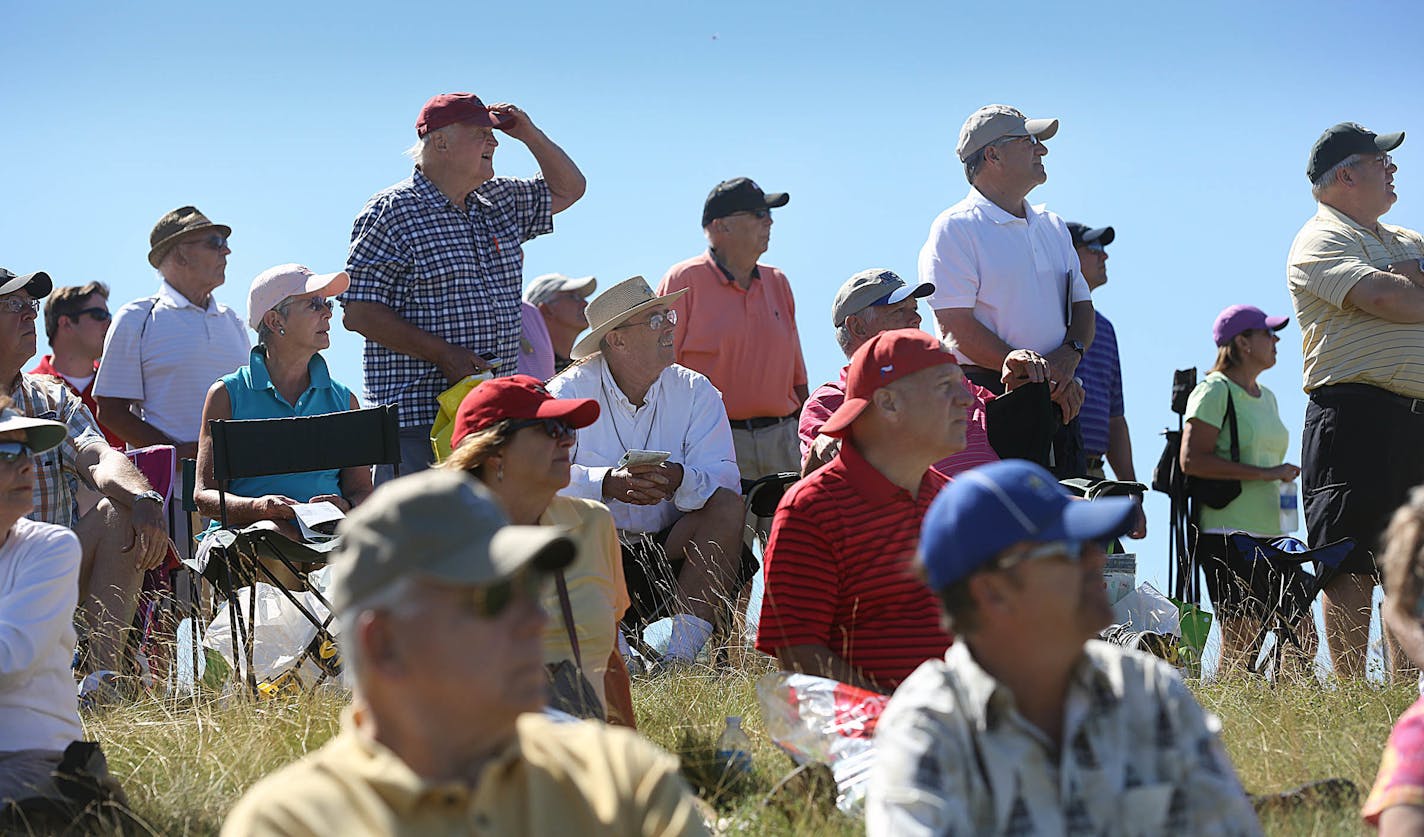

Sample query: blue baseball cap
[918,460,1137,590]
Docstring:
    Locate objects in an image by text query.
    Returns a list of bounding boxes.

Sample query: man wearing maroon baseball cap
[342,91,587,483]
[756,329,974,692]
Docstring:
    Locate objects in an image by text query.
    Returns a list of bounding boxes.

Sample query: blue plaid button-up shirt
[343,169,553,428]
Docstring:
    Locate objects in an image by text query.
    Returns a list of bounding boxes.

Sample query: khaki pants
[731,420,800,484]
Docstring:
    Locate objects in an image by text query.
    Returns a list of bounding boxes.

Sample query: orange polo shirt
[657,251,807,421]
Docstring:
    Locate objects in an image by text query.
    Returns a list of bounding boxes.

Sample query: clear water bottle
[715,716,754,781]
[1280,481,1299,533]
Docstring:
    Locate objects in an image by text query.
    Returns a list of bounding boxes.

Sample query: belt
[728,413,796,431]
[1311,383,1424,415]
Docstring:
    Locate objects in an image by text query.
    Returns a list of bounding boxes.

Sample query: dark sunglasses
[733,208,772,220]
[507,417,578,440]
[66,307,112,323]
[0,442,34,464]
[460,570,546,619]
[183,233,228,251]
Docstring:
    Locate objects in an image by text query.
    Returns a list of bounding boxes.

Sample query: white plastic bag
[1110,581,1182,637]
[203,583,330,682]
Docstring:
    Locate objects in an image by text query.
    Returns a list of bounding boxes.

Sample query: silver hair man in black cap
[224,470,709,836]
[1288,122,1424,680]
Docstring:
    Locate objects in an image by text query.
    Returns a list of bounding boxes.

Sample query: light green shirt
[1184,371,1289,535]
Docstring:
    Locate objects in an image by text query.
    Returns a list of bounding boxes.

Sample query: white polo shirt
[94,280,251,445]
[918,187,1090,363]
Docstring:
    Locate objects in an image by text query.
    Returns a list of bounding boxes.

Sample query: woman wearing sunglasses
[194,264,372,586]
[1180,304,1304,673]
[440,374,636,726]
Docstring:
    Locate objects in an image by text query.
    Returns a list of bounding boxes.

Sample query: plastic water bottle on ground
[1280,481,1299,533]
[715,716,754,782]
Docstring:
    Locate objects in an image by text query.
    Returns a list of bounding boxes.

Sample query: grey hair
[334,575,426,688]
[964,135,1020,185]
[403,126,449,167]
[1311,153,1368,200]
[255,298,297,346]
[834,323,855,357]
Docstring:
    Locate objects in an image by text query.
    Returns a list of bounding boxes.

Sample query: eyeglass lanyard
[599,367,659,457]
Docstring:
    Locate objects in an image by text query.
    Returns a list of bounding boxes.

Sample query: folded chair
[206,406,400,693]
[1225,533,1355,676]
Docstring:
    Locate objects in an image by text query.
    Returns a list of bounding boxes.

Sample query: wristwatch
[1065,339,1085,357]
[134,490,164,506]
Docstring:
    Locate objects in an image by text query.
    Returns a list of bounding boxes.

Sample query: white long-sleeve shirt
[549,356,740,535]
[0,517,83,752]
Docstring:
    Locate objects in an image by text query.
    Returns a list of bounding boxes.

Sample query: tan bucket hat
[147,206,232,268]
[571,276,686,360]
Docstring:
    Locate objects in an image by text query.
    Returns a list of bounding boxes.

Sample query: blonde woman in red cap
[194,265,372,586]
[441,375,635,726]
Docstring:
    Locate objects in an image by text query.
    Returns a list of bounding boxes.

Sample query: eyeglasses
[0,297,40,316]
[459,570,546,620]
[182,233,228,251]
[506,417,578,441]
[1363,153,1394,169]
[66,307,112,323]
[731,208,772,220]
[297,297,334,314]
[994,539,1086,572]
[0,442,34,464]
[613,309,677,331]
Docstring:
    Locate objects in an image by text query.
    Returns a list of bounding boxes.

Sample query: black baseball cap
[1066,222,1114,248]
[1307,122,1404,183]
[701,178,789,227]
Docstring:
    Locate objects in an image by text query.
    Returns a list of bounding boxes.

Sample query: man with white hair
[222,470,707,836]
[1288,122,1424,678]
[343,93,586,478]
[94,206,251,459]
[525,273,596,375]
[919,105,1095,478]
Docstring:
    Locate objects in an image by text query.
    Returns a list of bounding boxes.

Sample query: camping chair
[122,445,182,688]
[743,471,799,553]
[206,405,400,693]
[1225,533,1355,676]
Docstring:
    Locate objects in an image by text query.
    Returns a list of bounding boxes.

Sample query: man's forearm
[776,643,884,693]
[934,308,1015,369]
[90,447,156,504]
[1107,416,1136,481]
[522,129,585,213]
[94,397,176,448]
[342,301,449,364]
[1066,299,1096,349]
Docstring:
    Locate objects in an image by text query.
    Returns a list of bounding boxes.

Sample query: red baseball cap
[820,329,958,438]
[415,92,510,137]
[452,375,600,449]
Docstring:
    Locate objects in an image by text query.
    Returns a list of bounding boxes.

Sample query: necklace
[600,364,659,453]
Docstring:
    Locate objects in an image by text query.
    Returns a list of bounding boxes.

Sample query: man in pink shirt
[30,283,124,449]
[657,178,807,484]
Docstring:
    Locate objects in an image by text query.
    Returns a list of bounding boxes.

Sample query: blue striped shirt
[1076,310,1124,457]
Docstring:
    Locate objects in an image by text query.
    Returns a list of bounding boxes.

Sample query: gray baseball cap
[329,470,575,613]
[831,268,934,327]
[956,104,1059,162]
[525,273,597,306]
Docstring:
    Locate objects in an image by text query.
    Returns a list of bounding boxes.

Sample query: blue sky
[4,1,1423,621]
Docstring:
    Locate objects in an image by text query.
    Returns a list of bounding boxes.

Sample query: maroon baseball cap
[821,329,958,438]
[452,375,600,449]
[1212,305,1289,346]
[415,93,510,137]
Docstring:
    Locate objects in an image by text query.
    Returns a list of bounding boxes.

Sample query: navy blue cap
[1066,222,1114,248]
[918,460,1136,590]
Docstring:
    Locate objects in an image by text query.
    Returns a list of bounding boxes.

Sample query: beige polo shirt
[1287,202,1424,397]
[221,709,708,837]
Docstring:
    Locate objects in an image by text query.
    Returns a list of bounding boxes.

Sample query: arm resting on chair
[194,382,299,525]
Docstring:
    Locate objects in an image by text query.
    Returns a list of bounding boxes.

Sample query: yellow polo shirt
[1287,202,1424,397]
[222,710,708,837]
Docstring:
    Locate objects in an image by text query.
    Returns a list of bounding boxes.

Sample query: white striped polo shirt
[93,280,251,444]
[1287,202,1424,398]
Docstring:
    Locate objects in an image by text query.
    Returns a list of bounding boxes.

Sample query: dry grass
[80,662,1417,836]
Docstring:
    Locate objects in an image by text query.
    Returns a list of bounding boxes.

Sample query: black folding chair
[1225,533,1355,676]
[743,471,800,553]
[207,405,400,693]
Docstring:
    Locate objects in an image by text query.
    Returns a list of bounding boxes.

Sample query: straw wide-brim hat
[147,206,232,269]
[571,275,686,360]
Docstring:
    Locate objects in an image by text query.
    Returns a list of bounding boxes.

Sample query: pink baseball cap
[1212,305,1289,346]
[821,329,958,438]
[247,264,349,331]
[415,93,511,137]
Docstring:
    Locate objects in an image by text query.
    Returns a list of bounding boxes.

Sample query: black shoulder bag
[1186,389,1242,509]
[544,571,606,720]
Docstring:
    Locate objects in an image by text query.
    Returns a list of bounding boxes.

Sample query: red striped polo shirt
[756,442,953,690]
[797,365,999,477]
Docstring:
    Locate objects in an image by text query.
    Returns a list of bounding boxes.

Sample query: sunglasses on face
[67,307,112,323]
[0,297,40,316]
[1083,242,1106,254]
[0,442,34,464]
[295,297,334,314]
[183,233,228,251]
[459,570,546,619]
[732,208,772,220]
[507,417,578,441]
